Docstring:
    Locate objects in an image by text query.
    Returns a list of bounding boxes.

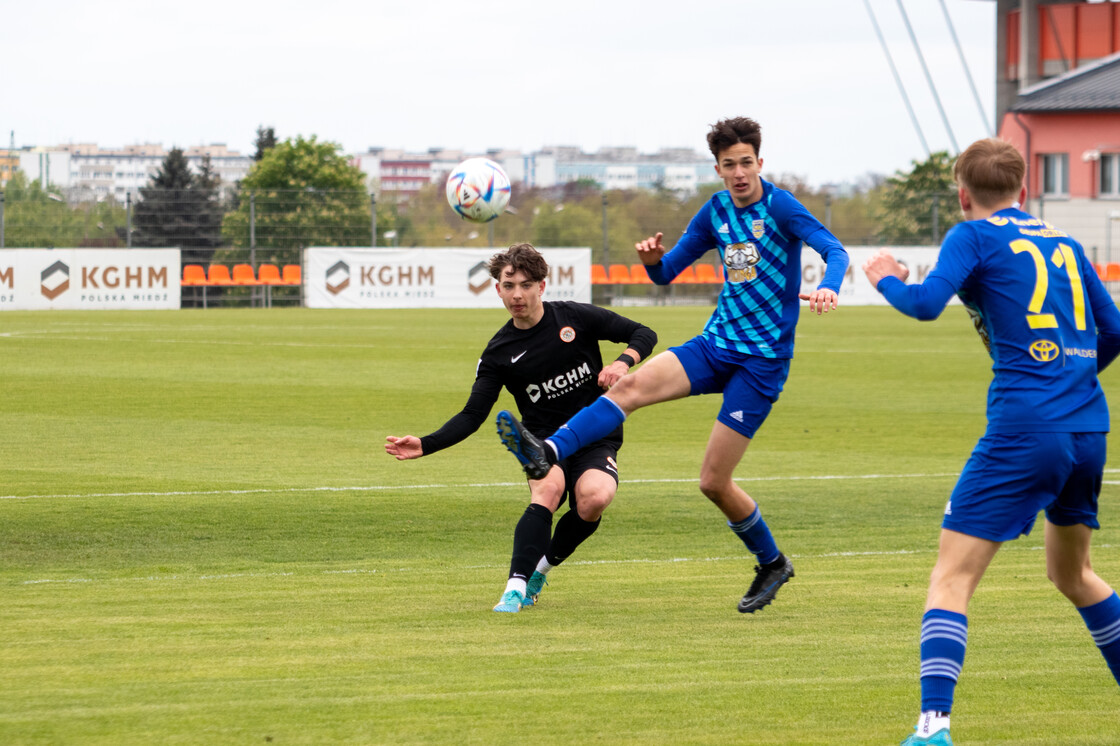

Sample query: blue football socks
[919,609,968,713]
[727,507,781,566]
[1078,591,1120,685]
[545,395,626,462]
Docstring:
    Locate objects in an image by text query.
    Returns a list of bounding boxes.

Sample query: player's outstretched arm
[385,435,423,460]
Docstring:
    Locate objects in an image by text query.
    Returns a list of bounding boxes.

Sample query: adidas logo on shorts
[730,410,744,422]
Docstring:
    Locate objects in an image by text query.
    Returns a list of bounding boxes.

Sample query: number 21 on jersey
[1010,238,1086,331]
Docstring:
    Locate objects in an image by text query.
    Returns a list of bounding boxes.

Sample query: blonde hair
[953,139,1025,208]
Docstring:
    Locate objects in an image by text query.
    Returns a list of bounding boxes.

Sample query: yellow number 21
[1009,239,1086,331]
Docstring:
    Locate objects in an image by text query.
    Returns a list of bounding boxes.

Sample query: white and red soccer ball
[445,158,511,223]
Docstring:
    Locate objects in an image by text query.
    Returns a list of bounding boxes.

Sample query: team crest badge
[751,219,765,239]
[559,326,576,343]
[725,242,761,283]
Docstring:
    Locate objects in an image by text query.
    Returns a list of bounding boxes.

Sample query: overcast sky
[3,0,997,185]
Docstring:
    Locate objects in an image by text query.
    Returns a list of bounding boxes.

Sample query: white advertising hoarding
[304,247,592,309]
[800,247,947,306]
[0,249,181,311]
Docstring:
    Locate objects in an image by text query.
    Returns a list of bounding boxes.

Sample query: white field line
[5,468,1120,501]
[17,543,1119,588]
[8,470,1120,586]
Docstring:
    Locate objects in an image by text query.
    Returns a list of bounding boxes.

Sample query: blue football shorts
[668,334,791,439]
[943,430,1106,542]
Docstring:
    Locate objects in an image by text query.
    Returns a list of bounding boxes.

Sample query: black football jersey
[419,302,656,455]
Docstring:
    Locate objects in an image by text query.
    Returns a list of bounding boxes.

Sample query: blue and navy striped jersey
[645,179,848,359]
[878,207,1120,433]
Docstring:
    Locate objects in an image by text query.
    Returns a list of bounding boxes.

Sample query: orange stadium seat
[695,264,723,283]
[1105,263,1120,283]
[207,264,234,286]
[1093,263,1105,280]
[590,264,609,285]
[231,264,258,285]
[281,264,302,285]
[671,265,698,284]
[257,263,284,285]
[607,264,632,284]
[628,264,653,284]
[181,264,209,286]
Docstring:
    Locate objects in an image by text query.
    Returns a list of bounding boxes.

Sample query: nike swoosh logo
[511,351,527,363]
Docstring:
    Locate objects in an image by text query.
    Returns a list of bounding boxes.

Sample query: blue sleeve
[877,275,959,320]
[804,226,848,292]
[644,205,716,286]
[771,191,849,292]
[876,223,980,320]
[1084,266,1120,371]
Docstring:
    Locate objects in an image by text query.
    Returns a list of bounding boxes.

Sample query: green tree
[131,149,223,263]
[877,151,961,244]
[221,135,372,265]
[1,172,125,248]
[253,126,277,162]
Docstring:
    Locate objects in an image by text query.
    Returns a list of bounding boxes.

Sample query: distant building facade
[10,143,251,202]
[351,145,719,199]
[991,1,1120,258]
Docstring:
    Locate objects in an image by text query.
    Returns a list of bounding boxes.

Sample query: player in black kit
[385,243,657,613]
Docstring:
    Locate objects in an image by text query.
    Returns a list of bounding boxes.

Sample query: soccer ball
[445,158,511,223]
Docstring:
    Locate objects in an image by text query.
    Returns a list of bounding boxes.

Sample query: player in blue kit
[496,116,849,613]
[863,138,1120,746]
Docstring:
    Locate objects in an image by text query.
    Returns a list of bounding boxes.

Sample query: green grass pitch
[0,306,1117,744]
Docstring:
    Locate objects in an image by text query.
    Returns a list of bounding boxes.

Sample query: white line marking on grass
[17,544,1117,587]
[1,471,983,501]
[5,469,1119,502]
[8,468,1120,500]
[0,484,461,500]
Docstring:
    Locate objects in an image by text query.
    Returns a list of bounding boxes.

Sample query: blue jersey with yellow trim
[880,207,1113,433]
[645,179,848,359]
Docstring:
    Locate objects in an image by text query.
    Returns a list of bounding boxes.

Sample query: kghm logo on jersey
[1029,339,1060,362]
[725,243,760,283]
[525,361,593,402]
[559,326,576,343]
[751,219,765,239]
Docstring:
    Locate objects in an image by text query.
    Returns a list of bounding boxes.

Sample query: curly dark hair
[706,117,762,159]
[488,242,549,282]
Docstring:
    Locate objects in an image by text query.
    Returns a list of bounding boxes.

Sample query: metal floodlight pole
[932,194,940,245]
[249,192,256,258]
[371,192,377,247]
[126,191,132,248]
[0,191,5,248]
[895,0,960,153]
[863,0,930,156]
[937,0,993,136]
[601,193,609,265]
